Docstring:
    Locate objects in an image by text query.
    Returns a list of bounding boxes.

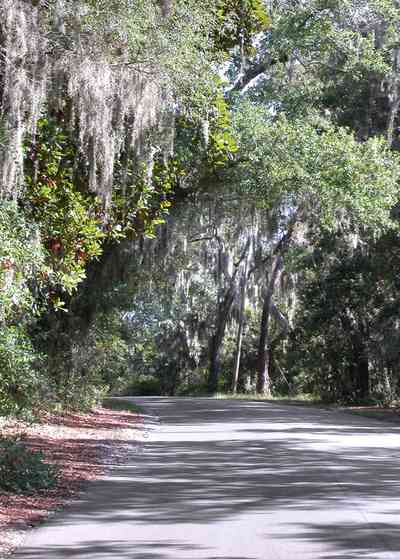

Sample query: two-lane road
[15,398,400,558]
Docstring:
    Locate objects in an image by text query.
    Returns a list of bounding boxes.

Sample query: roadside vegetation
[1,0,400,509]
[102,398,143,414]
[0,406,140,555]
[213,393,400,424]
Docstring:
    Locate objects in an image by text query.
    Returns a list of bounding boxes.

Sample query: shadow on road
[15,398,400,559]
[15,540,256,559]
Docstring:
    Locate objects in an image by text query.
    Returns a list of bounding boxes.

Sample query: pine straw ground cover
[0,407,142,556]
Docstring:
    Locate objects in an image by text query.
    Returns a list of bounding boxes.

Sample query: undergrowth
[102,398,142,414]
[0,435,58,494]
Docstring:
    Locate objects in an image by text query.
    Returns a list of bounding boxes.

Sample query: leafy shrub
[0,325,46,416]
[121,377,162,396]
[24,118,105,299]
[0,200,46,322]
[177,382,208,396]
[0,201,51,416]
[0,436,58,493]
[55,369,108,412]
[102,398,142,413]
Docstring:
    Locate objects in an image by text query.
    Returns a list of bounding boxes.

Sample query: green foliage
[215,0,270,54]
[0,435,58,494]
[207,90,238,167]
[55,371,108,411]
[43,310,136,410]
[81,0,270,108]
[0,200,46,322]
[0,0,260,416]
[0,201,48,416]
[110,157,176,241]
[233,105,400,232]
[289,229,400,403]
[175,85,238,179]
[0,325,45,416]
[3,0,400,414]
[102,398,142,413]
[0,119,7,151]
[84,312,133,396]
[81,0,222,105]
[122,377,162,396]
[242,0,400,137]
[24,118,105,299]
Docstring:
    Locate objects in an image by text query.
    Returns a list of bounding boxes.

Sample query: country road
[15,397,400,558]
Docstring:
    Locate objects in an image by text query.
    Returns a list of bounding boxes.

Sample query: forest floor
[0,405,142,557]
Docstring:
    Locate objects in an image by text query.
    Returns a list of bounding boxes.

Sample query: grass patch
[213,392,324,405]
[214,393,400,424]
[102,398,143,414]
[340,406,400,424]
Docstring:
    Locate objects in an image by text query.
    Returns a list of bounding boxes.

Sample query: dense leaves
[233,106,400,230]
[1,0,400,415]
[0,436,58,494]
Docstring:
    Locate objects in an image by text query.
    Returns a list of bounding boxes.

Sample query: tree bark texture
[232,254,249,393]
[208,239,251,393]
[256,256,283,395]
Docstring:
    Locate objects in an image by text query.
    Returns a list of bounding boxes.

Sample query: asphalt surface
[14,397,400,559]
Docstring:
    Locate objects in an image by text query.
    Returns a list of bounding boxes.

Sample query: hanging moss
[0,0,171,201]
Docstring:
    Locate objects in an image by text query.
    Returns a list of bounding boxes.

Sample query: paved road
[14,397,400,558]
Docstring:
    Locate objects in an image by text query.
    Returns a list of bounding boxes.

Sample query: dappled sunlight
[13,539,256,559]
[15,399,400,559]
[270,521,400,559]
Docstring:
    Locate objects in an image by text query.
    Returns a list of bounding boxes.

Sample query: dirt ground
[0,407,142,557]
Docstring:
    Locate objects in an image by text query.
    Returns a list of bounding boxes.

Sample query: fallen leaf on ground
[0,407,142,556]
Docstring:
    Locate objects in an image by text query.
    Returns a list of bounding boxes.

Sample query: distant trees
[1,0,400,413]
[0,0,269,413]
[118,0,400,402]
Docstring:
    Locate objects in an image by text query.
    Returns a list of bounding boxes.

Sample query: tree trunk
[256,256,283,395]
[208,238,251,393]
[232,254,250,394]
[208,334,222,393]
[256,311,271,396]
[232,303,245,394]
[158,0,173,17]
[353,338,369,400]
[386,47,400,148]
[207,285,236,393]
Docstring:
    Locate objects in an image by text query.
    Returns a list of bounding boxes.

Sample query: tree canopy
[0,0,399,414]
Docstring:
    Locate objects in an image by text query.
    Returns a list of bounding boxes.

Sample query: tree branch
[230,60,270,93]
